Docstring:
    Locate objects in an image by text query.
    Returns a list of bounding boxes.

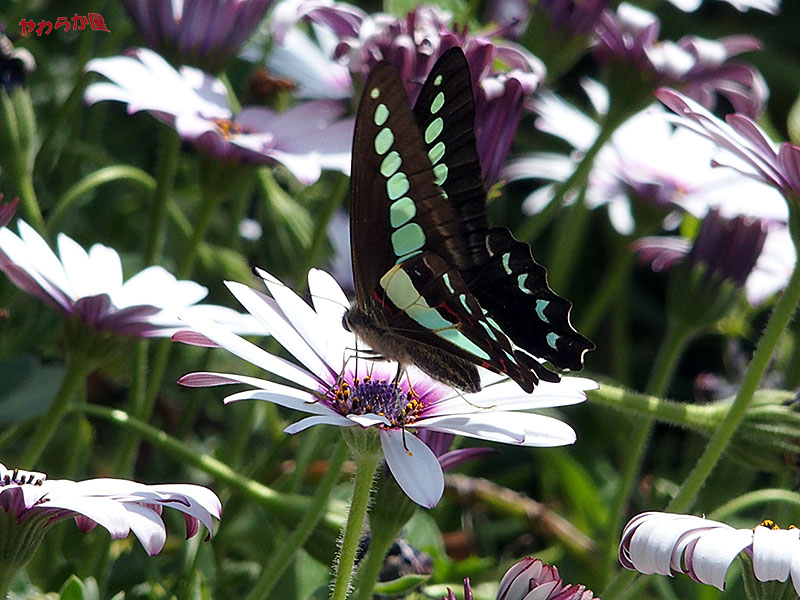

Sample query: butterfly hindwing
[468,228,595,370]
[375,252,542,392]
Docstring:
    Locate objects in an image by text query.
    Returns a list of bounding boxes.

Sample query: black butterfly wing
[349,60,469,311]
[376,252,545,392]
[469,228,595,370]
[411,47,490,272]
[412,49,593,373]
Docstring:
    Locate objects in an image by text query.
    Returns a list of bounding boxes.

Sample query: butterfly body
[346,47,593,393]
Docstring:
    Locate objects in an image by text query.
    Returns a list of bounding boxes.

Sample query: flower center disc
[331,376,422,427]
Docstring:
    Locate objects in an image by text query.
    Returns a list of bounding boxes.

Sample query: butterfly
[343,47,594,393]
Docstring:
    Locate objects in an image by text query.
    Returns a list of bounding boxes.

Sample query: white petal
[687,527,754,589]
[415,412,577,446]
[178,312,320,390]
[121,503,167,555]
[225,280,335,382]
[347,413,391,427]
[223,388,337,416]
[752,527,800,584]
[284,414,354,433]
[380,429,444,508]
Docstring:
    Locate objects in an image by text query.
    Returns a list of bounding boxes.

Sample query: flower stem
[331,450,381,600]
[18,351,93,469]
[145,127,181,266]
[113,340,149,476]
[178,166,224,278]
[666,252,800,514]
[244,441,348,600]
[600,320,693,583]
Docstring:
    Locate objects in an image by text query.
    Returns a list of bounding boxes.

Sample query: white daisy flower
[84,48,353,184]
[620,511,800,594]
[0,462,221,557]
[0,219,267,338]
[177,268,597,508]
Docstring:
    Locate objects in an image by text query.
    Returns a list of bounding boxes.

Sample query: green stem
[710,490,800,521]
[177,174,224,278]
[352,522,398,600]
[579,245,637,338]
[15,173,42,232]
[244,441,348,600]
[546,186,590,294]
[113,340,149,476]
[145,128,181,265]
[600,320,693,583]
[331,452,381,600]
[18,352,93,469]
[666,254,800,514]
[297,174,349,284]
[46,165,156,233]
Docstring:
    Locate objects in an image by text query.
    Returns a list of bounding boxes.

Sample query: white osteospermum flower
[620,511,800,594]
[0,463,221,556]
[84,48,353,184]
[505,82,787,235]
[177,268,597,508]
[0,220,267,338]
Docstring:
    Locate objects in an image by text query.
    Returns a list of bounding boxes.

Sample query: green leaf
[373,573,430,595]
[57,576,85,600]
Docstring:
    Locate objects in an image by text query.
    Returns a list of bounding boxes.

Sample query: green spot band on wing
[406,304,453,330]
[546,332,560,350]
[374,103,389,126]
[375,128,394,155]
[458,293,470,313]
[433,74,443,86]
[442,273,454,294]
[425,117,444,144]
[386,172,410,200]
[380,151,402,177]
[389,197,416,227]
[502,253,512,275]
[431,91,445,114]
[391,223,425,257]
[379,267,490,360]
[438,329,491,360]
[369,87,380,99]
[535,299,550,323]
[479,320,498,342]
[433,163,448,185]
[428,141,445,165]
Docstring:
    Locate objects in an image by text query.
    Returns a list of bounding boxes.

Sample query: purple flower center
[329,376,423,426]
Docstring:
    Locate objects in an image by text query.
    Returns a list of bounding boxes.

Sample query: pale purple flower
[657,88,800,200]
[665,0,779,13]
[0,462,221,556]
[270,0,545,185]
[620,511,800,594]
[503,81,786,235]
[633,209,793,306]
[486,0,607,42]
[177,268,596,508]
[85,48,353,184]
[0,219,267,338]
[496,557,597,600]
[120,0,273,72]
[240,23,353,100]
[595,3,767,117]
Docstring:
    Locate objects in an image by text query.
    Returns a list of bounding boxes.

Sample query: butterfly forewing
[349,60,468,309]
[411,47,490,272]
